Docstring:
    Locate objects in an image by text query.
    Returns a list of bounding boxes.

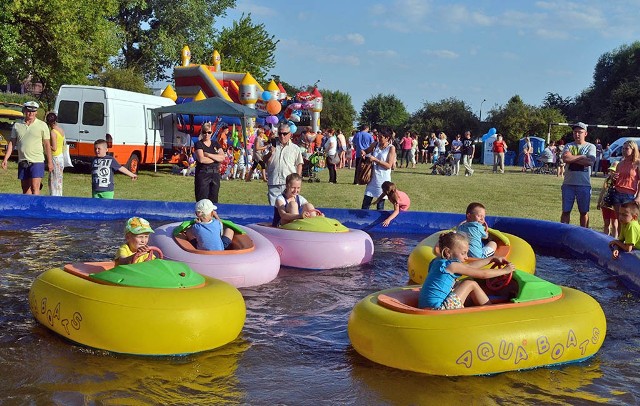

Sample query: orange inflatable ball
[266,99,282,115]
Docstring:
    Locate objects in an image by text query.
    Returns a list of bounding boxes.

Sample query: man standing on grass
[461,130,475,176]
[352,124,373,184]
[1,101,52,194]
[264,122,303,206]
[560,122,596,227]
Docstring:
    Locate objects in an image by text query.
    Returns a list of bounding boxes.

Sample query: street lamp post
[479,99,487,123]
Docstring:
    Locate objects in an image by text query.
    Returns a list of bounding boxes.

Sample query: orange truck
[54,85,177,173]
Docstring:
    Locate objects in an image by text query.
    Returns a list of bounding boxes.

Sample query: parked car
[607,137,640,165]
[0,103,24,157]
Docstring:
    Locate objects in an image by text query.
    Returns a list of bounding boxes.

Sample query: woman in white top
[323,129,338,183]
[361,130,397,210]
[336,130,347,168]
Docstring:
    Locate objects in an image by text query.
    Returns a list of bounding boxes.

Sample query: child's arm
[609,239,634,259]
[449,257,515,278]
[370,190,386,206]
[118,166,138,180]
[382,200,400,227]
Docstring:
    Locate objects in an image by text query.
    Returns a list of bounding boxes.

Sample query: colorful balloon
[266,99,282,115]
[262,91,272,101]
[290,113,301,123]
[266,115,279,125]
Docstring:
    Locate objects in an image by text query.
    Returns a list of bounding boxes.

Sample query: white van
[607,137,640,165]
[54,85,176,172]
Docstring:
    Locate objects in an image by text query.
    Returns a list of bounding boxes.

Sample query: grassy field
[0,160,609,231]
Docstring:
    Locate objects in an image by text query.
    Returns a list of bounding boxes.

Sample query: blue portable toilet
[517,136,545,166]
[504,151,516,166]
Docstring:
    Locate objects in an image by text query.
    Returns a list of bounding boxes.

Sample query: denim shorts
[561,184,592,213]
[609,190,636,206]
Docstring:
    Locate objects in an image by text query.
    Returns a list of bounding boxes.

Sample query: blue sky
[216,0,640,118]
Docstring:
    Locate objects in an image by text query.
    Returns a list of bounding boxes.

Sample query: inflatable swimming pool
[407,228,536,284]
[150,221,280,288]
[247,217,374,270]
[348,270,606,376]
[29,258,246,355]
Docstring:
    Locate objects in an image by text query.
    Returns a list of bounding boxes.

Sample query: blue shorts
[17,161,45,180]
[610,190,635,206]
[562,184,591,214]
[221,235,232,249]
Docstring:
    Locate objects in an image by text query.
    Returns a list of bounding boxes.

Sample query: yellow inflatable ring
[348,280,606,376]
[408,229,536,284]
[29,265,246,355]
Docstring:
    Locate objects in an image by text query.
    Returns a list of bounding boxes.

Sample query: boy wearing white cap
[115,217,155,265]
[185,199,234,250]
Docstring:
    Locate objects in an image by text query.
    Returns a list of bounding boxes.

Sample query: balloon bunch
[481,127,497,142]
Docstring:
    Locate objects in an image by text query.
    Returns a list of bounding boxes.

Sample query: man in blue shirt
[352,125,374,184]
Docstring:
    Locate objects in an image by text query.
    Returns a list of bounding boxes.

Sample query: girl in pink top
[612,140,640,214]
[372,181,411,227]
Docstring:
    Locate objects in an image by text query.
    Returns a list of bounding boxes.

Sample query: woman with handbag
[361,130,396,210]
[324,129,339,184]
[46,112,66,196]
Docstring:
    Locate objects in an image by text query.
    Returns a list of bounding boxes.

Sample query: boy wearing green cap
[115,217,155,265]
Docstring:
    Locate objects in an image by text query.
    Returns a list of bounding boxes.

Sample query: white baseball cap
[195,199,217,214]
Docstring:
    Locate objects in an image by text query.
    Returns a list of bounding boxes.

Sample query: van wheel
[126,154,140,174]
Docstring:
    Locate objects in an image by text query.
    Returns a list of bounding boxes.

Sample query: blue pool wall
[0,193,637,293]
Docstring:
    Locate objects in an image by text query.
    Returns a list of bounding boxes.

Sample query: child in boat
[456,202,498,258]
[609,201,640,259]
[185,199,235,250]
[418,231,515,309]
[115,217,155,265]
[371,181,410,227]
[274,173,322,226]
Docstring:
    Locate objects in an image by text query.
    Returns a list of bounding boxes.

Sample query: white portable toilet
[482,135,497,165]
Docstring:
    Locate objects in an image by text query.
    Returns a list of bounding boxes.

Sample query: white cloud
[318,54,360,66]
[367,50,398,58]
[424,49,459,59]
[234,1,277,17]
[535,28,570,40]
[442,4,494,26]
[327,33,365,45]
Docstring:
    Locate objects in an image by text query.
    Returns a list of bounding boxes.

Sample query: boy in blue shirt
[185,199,234,250]
[92,139,137,198]
[456,202,497,258]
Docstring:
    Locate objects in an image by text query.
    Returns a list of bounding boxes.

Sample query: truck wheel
[126,154,140,174]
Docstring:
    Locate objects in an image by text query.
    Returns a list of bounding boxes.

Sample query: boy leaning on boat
[609,201,640,259]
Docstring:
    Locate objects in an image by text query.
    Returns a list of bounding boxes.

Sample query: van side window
[83,102,105,126]
[58,101,79,124]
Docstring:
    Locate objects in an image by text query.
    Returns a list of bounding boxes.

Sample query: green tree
[318,89,356,133]
[408,97,477,136]
[358,94,409,132]
[0,0,120,107]
[575,42,640,126]
[91,66,151,94]
[488,95,567,146]
[211,14,278,84]
[112,0,235,82]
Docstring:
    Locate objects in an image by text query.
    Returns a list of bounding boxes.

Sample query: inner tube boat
[246,216,374,270]
[29,250,246,356]
[348,270,606,376]
[408,228,536,284]
[150,220,280,288]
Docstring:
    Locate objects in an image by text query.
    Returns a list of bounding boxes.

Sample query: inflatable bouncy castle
[162,46,322,142]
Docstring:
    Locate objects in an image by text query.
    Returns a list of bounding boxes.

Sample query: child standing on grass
[115,217,155,265]
[91,139,137,198]
[609,201,640,259]
[372,181,410,227]
[418,232,514,309]
[596,162,619,237]
[457,202,498,258]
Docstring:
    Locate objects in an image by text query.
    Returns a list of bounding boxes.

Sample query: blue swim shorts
[17,161,45,180]
[609,190,635,206]
[561,184,591,214]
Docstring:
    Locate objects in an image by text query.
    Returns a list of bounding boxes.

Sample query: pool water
[0,218,639,404]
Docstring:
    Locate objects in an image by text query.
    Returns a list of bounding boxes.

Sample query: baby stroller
[303,148,326,183]
[534,149,557,175]
[431,152,454,176]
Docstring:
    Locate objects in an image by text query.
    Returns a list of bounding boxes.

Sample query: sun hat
[571,122,588,131]
[125,217,154,234]
[195,199,217,215]
[23,101,39,112]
